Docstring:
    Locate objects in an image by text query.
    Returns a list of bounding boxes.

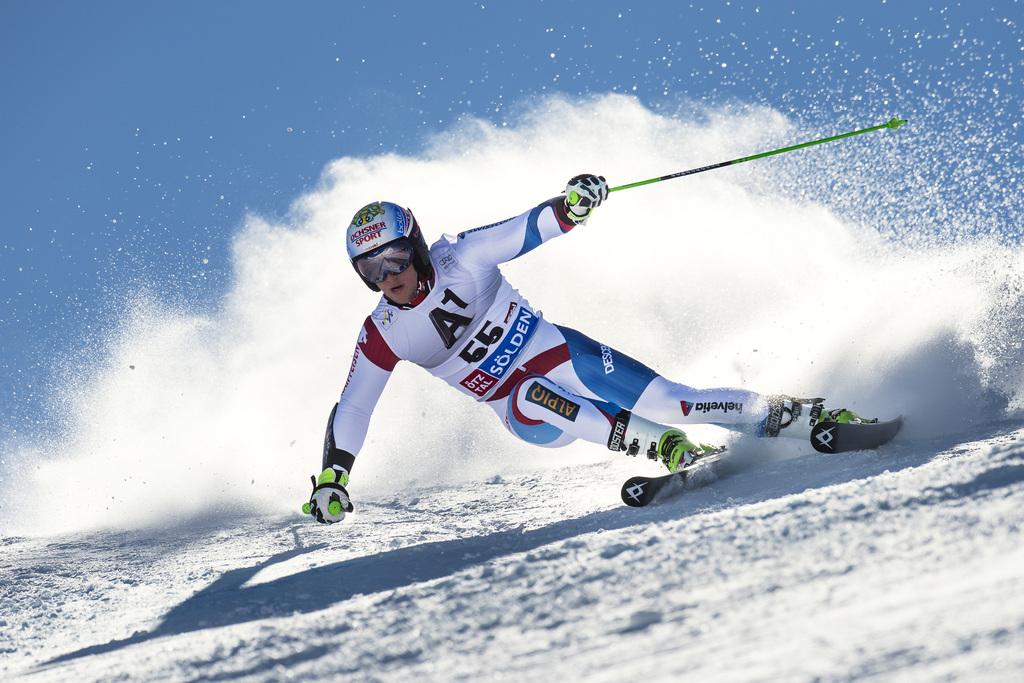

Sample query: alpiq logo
[526,382,580,422]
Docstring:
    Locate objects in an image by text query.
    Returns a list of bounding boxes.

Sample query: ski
[620,417,903,507]
[620,448,726,508]
[810,416,903,453]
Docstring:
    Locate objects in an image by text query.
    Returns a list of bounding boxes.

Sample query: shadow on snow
[41,420,1024,670]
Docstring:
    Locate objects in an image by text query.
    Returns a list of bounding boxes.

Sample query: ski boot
[763,395,876,440]
[607,410,721,473]
[658,429,722,473]
[821,407,876,425]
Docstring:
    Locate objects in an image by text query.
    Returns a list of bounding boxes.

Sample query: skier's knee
[504,377,576,447]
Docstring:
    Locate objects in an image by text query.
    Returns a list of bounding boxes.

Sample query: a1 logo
[428,288,472,349]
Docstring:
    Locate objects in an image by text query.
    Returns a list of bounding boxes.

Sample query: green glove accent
[318,467,350,487]
[303,467,353,523]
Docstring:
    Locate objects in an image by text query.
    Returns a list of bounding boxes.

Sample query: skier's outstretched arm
[453,174,608,269]
[303,318,399,524]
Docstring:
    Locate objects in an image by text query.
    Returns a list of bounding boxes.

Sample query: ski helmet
[346,201,431,291]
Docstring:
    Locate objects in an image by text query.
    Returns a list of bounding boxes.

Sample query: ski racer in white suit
[303,174,859,523]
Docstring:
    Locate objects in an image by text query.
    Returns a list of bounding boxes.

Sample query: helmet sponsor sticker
[350,221,389,247]
[395,207,409,232]
[352,202,385,227]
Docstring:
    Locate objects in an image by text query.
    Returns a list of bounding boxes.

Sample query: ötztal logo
[460,369,499,397]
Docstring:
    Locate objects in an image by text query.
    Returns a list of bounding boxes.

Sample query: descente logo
[681,400,743,416]
[600,345,615,374]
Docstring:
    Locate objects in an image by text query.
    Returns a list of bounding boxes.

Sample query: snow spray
[3,95,1022,535]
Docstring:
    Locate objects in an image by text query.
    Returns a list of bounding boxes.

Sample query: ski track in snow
[3,422,1023,681]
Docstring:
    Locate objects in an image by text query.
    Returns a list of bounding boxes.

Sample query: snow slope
[3,421,1024,681]
[2,96,1023,680]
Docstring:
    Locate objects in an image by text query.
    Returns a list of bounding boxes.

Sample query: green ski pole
[609,117,907,193]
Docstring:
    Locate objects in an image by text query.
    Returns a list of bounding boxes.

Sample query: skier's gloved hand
[564,173,609,223]
[302,467,354,524]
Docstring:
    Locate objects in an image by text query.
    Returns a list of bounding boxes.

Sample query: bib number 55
[458,321,504,363]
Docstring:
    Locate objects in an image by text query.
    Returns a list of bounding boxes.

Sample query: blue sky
[2,1,1021,442]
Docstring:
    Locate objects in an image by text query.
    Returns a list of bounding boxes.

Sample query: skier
[303,174,865,523]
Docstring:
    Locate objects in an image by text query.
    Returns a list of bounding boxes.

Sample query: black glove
[565,173,609,223]
[302,467,354,524]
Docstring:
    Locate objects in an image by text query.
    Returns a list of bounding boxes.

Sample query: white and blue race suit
[325,196,772,473]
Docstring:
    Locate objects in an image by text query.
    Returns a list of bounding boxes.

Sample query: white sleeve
[452,197,579,269]
[331,317,400,457]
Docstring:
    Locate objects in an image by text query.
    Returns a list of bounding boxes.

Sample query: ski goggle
[353,240,415,284]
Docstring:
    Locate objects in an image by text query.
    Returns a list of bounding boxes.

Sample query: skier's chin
[384,282,415,305]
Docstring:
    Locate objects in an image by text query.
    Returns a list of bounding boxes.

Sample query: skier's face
[379,261,419,304]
